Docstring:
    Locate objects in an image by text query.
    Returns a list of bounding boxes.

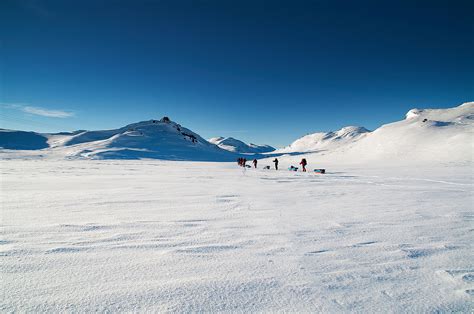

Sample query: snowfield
[1,102,473,311]
[1,159,473,312]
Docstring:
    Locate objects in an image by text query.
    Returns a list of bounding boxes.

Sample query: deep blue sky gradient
[1,0,473,147]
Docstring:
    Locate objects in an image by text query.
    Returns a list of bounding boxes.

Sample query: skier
[237,158,242,166]
[300,158,307,172]
[252,159,257,168]
[243,158,247,167]
[273,158,279,170]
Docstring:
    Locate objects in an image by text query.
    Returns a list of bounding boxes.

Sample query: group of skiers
[237,157,308,172]
[237,157,247,167]
[237,157,259,168]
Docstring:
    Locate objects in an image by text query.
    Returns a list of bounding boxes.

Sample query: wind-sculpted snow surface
[1,160,473,312]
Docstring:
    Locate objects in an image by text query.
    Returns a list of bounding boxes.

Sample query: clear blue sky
[1,0,473,147]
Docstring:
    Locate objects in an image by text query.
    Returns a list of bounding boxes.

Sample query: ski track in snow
[1,160,473,312]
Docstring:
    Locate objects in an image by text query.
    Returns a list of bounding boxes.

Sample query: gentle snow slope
[1,160,472,311]
[275,102,473,165]
[331,102,474,164]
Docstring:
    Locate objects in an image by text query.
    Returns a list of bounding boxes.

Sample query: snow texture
[1,160,472,312]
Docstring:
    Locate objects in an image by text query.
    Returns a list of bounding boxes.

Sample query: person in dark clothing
[252,159,257,168]
[273,158,279,170]
[243,158,247,167]
[237,158,242,166]
[300,158,307,172]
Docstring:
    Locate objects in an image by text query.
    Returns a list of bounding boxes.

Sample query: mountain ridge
[1,102,472,164]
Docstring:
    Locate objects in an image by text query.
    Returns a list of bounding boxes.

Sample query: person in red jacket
[300,158,307,172]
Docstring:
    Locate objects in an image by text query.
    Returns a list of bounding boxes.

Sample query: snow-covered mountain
[208,136,275,153]
[274,102,473,165]
[0,117,238,161]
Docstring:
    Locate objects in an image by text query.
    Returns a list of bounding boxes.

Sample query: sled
[263,166,270,170]
[288,166,298,171]
[314,169,326,174]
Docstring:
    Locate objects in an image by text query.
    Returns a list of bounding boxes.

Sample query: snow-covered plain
[2,159,473,312]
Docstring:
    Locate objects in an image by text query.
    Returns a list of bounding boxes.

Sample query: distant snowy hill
[209,136,275,153]
[0,117,238,161]
[277,126,370,153]
[338,102,474,163]
[274,102,473,165]
[0,129,49,150]
[63,118,240,160]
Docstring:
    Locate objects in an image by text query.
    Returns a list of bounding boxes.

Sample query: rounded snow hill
[0,129,49,150]
[56,119,239,161]
[345,102,474,163]
[209,136,275,153]
[273,102,473,166]
[277,126,370,153]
